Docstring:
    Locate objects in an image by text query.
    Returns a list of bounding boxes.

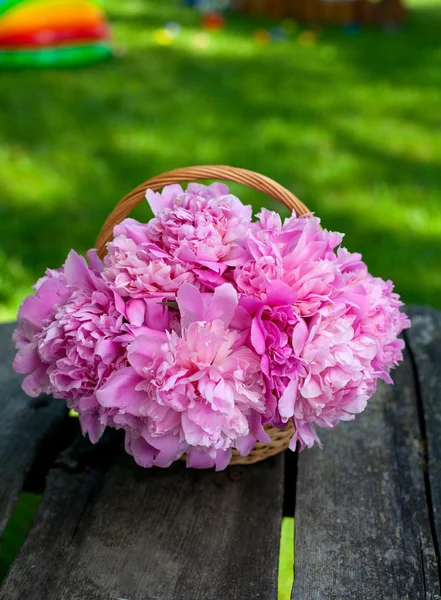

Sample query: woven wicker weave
[95,166,311,465]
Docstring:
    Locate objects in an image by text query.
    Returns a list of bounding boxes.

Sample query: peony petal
[215,448,233,471]
[86,249,104,273]
[265,280,296,306]
[207,182,229,197]
[205,283,238,328]
[79,410,105,444]
[113,218,149,244]
[177,283,204,329]
[96,367,145,415]
[235,432,256,456]
[143,298,171,331]
[13,345,40,374]
[95,339,120,366]
[186,448,215,469]
[248,411,271,443]
[128,335,165,374]
[126,299,146,327]
[278,378,298,421]
[300,374,323,399]
[250,317,266,355]
[125,432,156,468]
[290,421,322,451]
[63,250,90,287]
[146,185,182,216]
[292,318,309,355]
[22,365,50,398]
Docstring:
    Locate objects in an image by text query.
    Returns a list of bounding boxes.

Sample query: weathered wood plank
[292,319,440,599]
[406,306,441,576]
[1,444,285,600]
[0,322,67,537]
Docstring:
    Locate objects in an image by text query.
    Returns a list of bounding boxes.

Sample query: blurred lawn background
[0,0,440,322]
[0,0,440,597]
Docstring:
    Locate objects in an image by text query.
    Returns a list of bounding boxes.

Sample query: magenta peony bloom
[248,281,307,422]
[145,183,252,286]
[97,283,267,470]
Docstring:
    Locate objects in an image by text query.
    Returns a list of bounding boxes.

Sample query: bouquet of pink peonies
[12,166,410,470]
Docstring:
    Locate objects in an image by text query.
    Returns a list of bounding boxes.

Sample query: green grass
[279,517,295,600]
[0,0,440,320]
[0,493,41,584]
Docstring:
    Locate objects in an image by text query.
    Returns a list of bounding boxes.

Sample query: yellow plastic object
[0,0,103,35]
[0,0,102,17]
[152,28,174,46]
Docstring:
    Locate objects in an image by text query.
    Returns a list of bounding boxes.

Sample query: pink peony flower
[234,211,410,450]
[42,251,175,442]
[97,283,267,470]
[285,298,380,450]
[248,281,307,422]
[277,264,410,450]
[145,183,252,286]
[12,181,411,468]
[337,249,410,374]
[234,209,343,315]
[13,267,70,398]
[103,218,199,298]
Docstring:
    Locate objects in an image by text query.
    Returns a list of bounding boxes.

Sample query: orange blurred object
[201,12,225,31]
[254,29,270,44]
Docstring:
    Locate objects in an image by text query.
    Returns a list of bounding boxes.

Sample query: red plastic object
[0,22,109,48]
[202,12,225,31]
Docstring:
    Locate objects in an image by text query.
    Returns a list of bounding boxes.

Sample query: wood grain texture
[0,322,67,537]
[406,306,441,577]
[1,447,285,600]
[292,320,441,599]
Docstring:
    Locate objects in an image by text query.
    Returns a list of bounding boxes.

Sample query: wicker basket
[95,166,312,466]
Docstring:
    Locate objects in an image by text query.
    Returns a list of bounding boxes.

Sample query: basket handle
[95,165,311,258]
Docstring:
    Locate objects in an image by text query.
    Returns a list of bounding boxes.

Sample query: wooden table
[0,306,440,600]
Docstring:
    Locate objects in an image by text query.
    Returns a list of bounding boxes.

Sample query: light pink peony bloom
[145,183,252,287]
[234,211,410,449]
[277,262,410,450]
[97,283,267,470]
[234,209,343,315]
[13,267,70,398]
[35,251,128,442]
[285,298,379,450]
[13,250,173,444]
[43,251,175,443]
[335,248,410,378]
[103,219,198,298]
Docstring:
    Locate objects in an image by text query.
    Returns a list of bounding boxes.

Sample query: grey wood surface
[2,307,441,600]
[292,306,441,600]
[406,306,441,583]
[0,322,67,538]
[0,444,285,600]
